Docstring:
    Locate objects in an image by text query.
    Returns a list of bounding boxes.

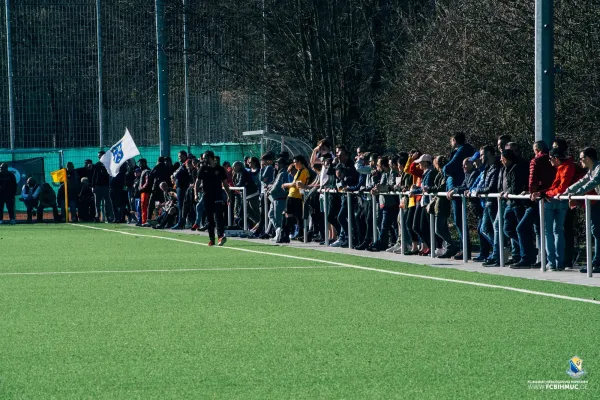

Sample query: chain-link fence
[0,0,266,154]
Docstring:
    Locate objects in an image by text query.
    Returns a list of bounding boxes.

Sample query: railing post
[347,193,353,249]
[461,195,468,263]
[539,201,546,271]
[371,193,377,244]
[498,196,505,267]
[263,193,269,233]
[429,195,436,259]
[227,199,232,226]
[585,197,593,278]
[399,194,406,255]
[242,188,248,231]
[324,191,330,246]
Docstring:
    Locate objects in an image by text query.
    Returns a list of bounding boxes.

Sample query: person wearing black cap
[197,151,231,246]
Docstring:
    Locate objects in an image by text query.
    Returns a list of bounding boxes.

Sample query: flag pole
[64,168,69,223]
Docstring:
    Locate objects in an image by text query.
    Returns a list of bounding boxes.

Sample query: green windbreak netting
[1,143,259,212]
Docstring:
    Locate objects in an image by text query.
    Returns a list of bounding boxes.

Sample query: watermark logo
[567,356,585,379]
[527,356,588,390]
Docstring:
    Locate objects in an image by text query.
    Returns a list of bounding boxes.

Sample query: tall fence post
[534,0,555,146]
[227,200,232,227]
[5,0,15,152]
[461,196,468,263]
[347,193,353,249]
[155,0,170,157]
[585,198,593,278]
[498,197,505,267]
[96,0,104,149]
[183,0,190,154]
[324,191,330,246]
[539,201,546,271]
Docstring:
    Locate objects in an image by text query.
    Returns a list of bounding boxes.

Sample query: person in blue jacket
[442,132,474,259]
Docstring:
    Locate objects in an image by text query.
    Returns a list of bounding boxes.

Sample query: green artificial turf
[0,224,598,399]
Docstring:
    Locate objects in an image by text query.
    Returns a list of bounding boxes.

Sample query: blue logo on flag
[111,142,124,163]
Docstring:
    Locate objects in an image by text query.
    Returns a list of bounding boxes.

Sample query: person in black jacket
[170,151,191,229]
[148,157,170,221]
[109,164,127,223]
[0,163,17,224]
[92,151,113,222]
[500,148,529,265]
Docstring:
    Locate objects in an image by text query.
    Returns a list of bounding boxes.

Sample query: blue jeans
[375,207,399,249]
[195,195,205,225]
[591,202,600,266]
[481,202,497,259]
[544,200,567,268]
[503,203,523,260]
[517,205,539,262]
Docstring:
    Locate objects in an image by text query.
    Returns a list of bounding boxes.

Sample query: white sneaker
[386,244,400,253]
[329,240,344,248]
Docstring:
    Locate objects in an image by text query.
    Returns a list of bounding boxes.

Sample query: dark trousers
[327,195,341,236]
[110,190,123,222]
[23,198,39,221]
[503,203,524,260]
[517,205,539,262]
[452,197,471,249]
[0,196,15,221]
[376,207,399,249]
[413,204,430,247]
[59,198,79,222]
[148,190,164,220]
[175,187,187,226]
[205,199,226,240]
[406,206,419,243]
[38,203,60,222]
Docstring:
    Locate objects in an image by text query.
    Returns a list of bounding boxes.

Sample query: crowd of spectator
[1,134,600,273]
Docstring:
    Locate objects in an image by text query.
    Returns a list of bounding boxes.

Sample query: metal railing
[313,189,598,278]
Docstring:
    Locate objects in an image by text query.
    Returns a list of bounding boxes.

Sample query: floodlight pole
[534,0,555,146]
[156,0,170,157]
[183,0,191,154]
[96,0,104,149]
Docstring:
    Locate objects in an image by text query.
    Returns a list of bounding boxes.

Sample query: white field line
[70,224,600,305]
[0,266,339,277]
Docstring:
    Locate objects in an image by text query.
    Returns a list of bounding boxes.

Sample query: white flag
[100,129,140,177]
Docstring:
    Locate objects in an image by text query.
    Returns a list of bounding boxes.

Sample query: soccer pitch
[1,225,598,399]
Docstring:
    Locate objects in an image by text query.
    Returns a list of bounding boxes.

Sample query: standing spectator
[197,151,231,246]
[473,146,501,265]
[442,132,475,259]
[58,162,80,222]
[19,178,41,223]
[500,149,529,265]
[564,147,600,274]
[390,152,413,254]
[232,161,261,229]
[148,157,170,221]
[268,157,291,242]
[410,154,436,256]
[404,151,423,255]
[528,148,574,270]
[280,155,310,244]
[330,147,359,247]
[310,139,334,170]
[109,164,127,223]
[431,156,457,257]
[513,141,555,268]
[256,153,275,237]
[92,151,113,222]
[138,159,152,226]
[171,151,191,229]
[369,157,399,251]
[78,177,96,222]
[0,163,17,224]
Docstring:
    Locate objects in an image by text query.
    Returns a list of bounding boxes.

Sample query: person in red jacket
[530,148,575,270]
